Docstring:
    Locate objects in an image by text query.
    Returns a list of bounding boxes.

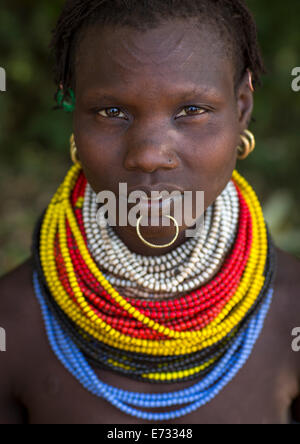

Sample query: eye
[176,105,207,119]
[97,107,127,119]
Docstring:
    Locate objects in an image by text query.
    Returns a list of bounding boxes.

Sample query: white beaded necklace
[83,180,240,296]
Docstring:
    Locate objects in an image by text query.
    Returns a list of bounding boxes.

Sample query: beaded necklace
[32,165,277,420]
[84,180,240,296]
[33,272,274,421]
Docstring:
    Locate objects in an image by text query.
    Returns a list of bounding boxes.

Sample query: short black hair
[51,0,266,107]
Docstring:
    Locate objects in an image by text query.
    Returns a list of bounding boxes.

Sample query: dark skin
[0,19,300,424]
[73,19,241,255]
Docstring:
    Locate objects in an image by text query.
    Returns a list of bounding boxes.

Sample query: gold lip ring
[136,215,180,249]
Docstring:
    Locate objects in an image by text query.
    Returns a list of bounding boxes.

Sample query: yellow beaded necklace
[40,165,267,356]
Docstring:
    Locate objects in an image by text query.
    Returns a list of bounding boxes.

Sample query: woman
[0,0,300,425]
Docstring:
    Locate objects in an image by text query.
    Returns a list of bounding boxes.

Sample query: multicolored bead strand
[32,219,275,384]
[31,161,277,418]
[38,166,268,355]
[33,271,275,421]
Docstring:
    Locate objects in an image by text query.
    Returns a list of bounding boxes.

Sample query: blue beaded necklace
[33,271,273,422]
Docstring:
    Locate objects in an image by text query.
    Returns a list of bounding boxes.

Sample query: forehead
[75,19,234,99]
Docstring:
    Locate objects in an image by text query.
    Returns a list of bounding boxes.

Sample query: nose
[123,123,180,173]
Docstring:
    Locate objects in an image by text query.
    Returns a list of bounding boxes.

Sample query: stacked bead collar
[32,165,277,421]
[83,179,240,297]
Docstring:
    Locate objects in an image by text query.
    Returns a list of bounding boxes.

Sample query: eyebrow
[82,86,224,104]
[176,87,223,100]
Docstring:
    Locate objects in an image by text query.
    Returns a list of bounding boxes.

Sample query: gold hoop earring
[136,215,179,249]
[70,134,81,165]
[237,129,256,160]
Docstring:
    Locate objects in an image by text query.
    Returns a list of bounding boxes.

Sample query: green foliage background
[0,0,299,276]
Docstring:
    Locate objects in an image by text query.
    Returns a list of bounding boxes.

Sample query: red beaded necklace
[54,171,252,340]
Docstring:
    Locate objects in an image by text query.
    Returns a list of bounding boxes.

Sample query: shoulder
[271,246,300,328]
[273,246,300,316]
[271,247,300,376]
[0,258,35,312]
[274,248,300,422]
[0,258,39,335]
[275,246,300,286]
[0,258,43,388]
[0,258,45,423]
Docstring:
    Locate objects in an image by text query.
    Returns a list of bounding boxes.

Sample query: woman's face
[73,18,253,254]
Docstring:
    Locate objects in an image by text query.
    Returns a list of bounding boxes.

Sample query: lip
[119,184,185,204]
[118,183,184,214]
[118,184,184,216]
[127,184,185,197]
[138,193,183,212]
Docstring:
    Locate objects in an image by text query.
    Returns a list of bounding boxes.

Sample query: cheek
[74,113,123,193]
[185,120,239,208]
[206,123,238,175]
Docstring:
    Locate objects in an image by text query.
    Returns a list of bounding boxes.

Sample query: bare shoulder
[0,258,35,314]
[272,247,300,368]
[275,246,300,282]
[0,258,40,338]
[0,258,44,423]
[272,247,300,324]
[0,258,44,371]
[273,248,300,421]
[274,246,300,308]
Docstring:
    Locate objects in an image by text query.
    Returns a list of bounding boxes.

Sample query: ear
[236,70,254,132]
